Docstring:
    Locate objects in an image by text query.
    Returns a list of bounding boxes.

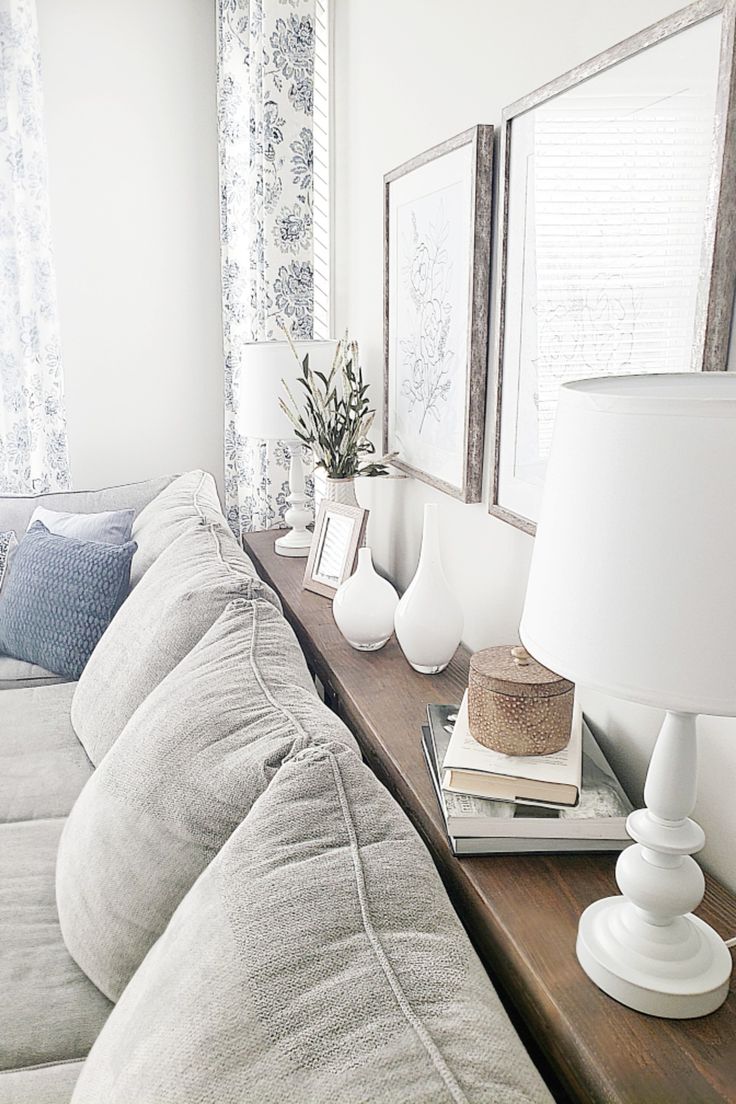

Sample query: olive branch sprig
[279,331,397,479]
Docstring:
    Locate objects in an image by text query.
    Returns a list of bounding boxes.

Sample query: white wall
[37,0,223,495]
[334,0,736,892]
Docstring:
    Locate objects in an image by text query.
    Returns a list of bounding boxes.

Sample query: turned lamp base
[575,711,732,1019]
[274,529,312,557]
[274,445,312,559]
[577,898,731,1019]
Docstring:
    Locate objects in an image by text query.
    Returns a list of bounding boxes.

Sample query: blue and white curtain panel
[218,0,319,536]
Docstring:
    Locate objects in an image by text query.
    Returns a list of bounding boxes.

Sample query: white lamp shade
[235,340,337,440]
[520,373,736,717]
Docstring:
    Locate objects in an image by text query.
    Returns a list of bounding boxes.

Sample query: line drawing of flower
[399,202,455,433]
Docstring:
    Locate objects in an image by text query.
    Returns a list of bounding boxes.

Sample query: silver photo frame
[303,501,368,598]
[383,125,494,502]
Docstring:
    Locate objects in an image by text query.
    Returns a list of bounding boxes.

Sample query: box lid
[469,646,574,699]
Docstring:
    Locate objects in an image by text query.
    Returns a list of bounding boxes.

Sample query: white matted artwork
[490,2,736,533]
[383,126,494,502]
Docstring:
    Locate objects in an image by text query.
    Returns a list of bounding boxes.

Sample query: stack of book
[422,692,633,856]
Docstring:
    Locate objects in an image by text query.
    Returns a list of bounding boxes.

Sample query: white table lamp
[237,340,336,557]
[520,373,736,1019]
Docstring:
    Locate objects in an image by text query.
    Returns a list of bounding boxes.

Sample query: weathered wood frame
[490,0,736,535]
[383,125,494,502]
[303,500,368,598]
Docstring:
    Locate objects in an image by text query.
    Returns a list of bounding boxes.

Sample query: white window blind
[528,91,713,458]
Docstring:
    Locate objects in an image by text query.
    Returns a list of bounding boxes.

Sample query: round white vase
[394,503,463,674]
[332,547,399,651]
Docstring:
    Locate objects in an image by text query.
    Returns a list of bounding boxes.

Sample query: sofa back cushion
[0,475,176,544]
[0,523,137,681]
[57,599,358,1002]
[129,470,225,585]
[70,742,551,1104]
[70,521,278,765]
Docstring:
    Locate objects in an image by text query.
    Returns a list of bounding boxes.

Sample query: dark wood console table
[244,531,736,1104]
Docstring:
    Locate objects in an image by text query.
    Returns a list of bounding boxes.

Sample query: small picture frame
[303,501,368,598]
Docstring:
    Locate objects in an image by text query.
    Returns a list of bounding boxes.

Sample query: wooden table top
[244,530,736,1104]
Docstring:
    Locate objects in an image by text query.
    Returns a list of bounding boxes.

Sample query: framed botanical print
[490,0,736,534]
[383,125,494,502]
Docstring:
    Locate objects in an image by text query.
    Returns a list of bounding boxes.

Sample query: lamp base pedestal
[274,529,312,558]
[274,446,312,558]
[577,897,731,1019]
[575,711,732,1019]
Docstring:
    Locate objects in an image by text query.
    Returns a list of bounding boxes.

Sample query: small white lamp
[520,373,736,1019]
[237,341,336,557]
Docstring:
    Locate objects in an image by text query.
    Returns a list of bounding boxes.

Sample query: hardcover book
[439,691,583,808]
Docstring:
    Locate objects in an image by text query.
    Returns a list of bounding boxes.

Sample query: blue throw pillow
[0,521,137,680]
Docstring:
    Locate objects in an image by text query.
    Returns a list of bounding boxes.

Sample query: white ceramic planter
[394,503,463,674]
[332,547,399,651]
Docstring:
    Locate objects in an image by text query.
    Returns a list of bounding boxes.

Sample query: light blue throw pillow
[0,522,137,680]
[28,506,135,545]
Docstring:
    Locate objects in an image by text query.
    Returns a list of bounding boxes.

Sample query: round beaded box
[468,645,574,756]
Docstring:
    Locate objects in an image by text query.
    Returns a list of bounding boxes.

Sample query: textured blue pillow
[0,521,137,680]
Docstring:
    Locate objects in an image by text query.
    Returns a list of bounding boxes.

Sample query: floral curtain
[217,0,317,537]
[0,0,70,493]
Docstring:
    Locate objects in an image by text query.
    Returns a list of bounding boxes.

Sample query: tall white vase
[332,547,399,651]
[394,503,463,674]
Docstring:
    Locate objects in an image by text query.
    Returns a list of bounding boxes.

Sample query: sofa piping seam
[325,750,470,1104]
[0,1057,85,1075]
[192,471,208,520]
[247,605,310,741]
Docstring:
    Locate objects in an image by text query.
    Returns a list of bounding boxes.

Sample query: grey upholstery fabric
[72,744,551,1104]
[0,1062,82,1104]
[129,470,225,585]
[0,820,112,1072]
[70,521,279,765]
[58,598,359,1002]
[0,475,175,549]
[0,656,65,691]
[0,683,92,822]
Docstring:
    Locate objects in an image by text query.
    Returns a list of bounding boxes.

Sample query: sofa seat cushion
[70,521,279,765]
[0,820,112,1072]
[71,743,551,1104]
[0,684,93,823]
[0,656,65,692]
[129,470,225,585]
[0,1061,83,1104]
[58,598,359,1002]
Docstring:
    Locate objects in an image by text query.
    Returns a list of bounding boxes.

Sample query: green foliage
[279,334,395,479]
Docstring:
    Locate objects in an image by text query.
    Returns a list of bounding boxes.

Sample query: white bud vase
[394,503,463,674]
[332,547,399,651]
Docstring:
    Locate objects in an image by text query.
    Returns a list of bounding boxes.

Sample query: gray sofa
[0,471,552,1104]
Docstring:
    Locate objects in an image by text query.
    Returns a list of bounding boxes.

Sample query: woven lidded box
[468,646,574,757]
